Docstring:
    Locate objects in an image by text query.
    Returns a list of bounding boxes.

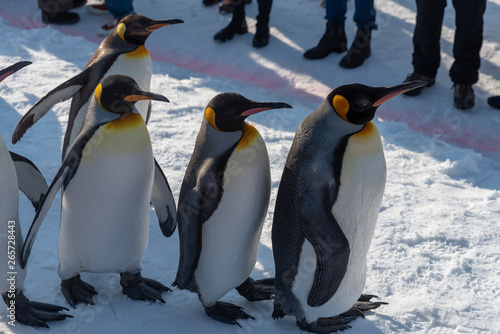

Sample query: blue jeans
[105,0,134,19]
[325,0,377,29]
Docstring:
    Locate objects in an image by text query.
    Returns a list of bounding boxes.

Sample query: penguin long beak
[125,91,170,103]
[373,81,427,107]
[146,19,184,32]
[241,101,293,116]
[0,61,31,83]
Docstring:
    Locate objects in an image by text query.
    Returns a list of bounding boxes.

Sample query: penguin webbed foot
[3,291,72,328]
[297,309,364,333]
[354,294,388,311]
[205,301,254,327]
[236,277,275,301]
[60,274,97,308]
[120,272,171,303]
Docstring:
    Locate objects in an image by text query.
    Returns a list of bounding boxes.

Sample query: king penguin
[20,75,177,308]
[12,14,183,159]
[174,93,292,325]
[1,61,71,327]
[272,81,426,333]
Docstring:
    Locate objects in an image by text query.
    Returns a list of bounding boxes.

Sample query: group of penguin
[0,14,426,333]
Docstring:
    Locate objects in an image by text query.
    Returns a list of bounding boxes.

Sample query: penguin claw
[60,275,97,308]
[205,301,254,326]
[2,291,72,328]
[297,311,362,333]
[120,272,169,303]
[143,277,172,293]
[236,277,275,302]
[354,294,388,311]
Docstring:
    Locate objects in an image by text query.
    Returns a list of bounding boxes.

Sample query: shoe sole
[303,47,347,60]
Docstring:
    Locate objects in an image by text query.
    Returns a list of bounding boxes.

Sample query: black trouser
[412,0,486,85]
[231,0,273,26]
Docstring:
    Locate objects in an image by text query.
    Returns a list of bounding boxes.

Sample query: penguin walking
[174,93,291,325]
[272,81,426,332]
[12,14,183,159]
[20,75,177,308]
[1,62,71,327]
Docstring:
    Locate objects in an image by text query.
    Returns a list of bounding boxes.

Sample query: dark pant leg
[325,0,347,23]
[230,0,246,25]
[449,0,486,85]
[412,0,446,78]
[353,0,377,29]
[256,0,273,25]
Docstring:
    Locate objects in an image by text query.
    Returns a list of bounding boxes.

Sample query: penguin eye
[356,98,370,109]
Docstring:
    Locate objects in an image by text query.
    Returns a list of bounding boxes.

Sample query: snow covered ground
[0,0,499,333]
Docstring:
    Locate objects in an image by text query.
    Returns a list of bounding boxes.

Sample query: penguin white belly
[0,137,27,292]
[68,48,152,149]
[194,134,271,306]
[58,115,154,279]
[294,122,386,322]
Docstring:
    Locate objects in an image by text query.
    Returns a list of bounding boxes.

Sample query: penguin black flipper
[12,68,91,144]
[300,186,351,308]
[20,128,97,269]
[174,148,231,291]
[152,158,177,237]
[9,152,48,209]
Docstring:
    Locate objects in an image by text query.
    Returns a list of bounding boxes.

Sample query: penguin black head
[0,61,31,83]
[116,15,184,45]
[94,75,169,115]
[205,92,292,132]
[328,81,427,125]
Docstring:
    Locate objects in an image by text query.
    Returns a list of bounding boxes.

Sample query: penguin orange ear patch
[205,107,222,131]
[94,83,104,109]
[333,95,350,122]
[117,23,127,41]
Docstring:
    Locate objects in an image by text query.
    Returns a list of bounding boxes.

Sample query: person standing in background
[213,0,274,48]
[303,0,377,69]
[402,0,487,110]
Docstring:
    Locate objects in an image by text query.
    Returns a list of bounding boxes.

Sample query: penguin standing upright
[20,75,177,308]
[272,81,426,333]
[174,93,291,325]
[12,14,183,159]
[1,62,71,327]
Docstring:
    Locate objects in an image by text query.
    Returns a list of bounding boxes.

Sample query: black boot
[303,22,347,59]
[214,0,248,43]
[214,19,248,42]
[253,23,270,48]
[42,11,80,25]
[339,27,371,68]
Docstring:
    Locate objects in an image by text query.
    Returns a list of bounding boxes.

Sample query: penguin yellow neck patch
[105,113,144,131]
[333,95,350,122]
[354,121,377,139]
[347,121,383,156]
[236,124,259,151]
[117,23,127,42]
[125,45,150,59]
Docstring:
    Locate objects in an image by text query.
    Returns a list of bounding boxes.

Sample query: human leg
[411,0,446,78]
[253,0,273,47]
[214,0,248,42]
[105,0,135,19]
[303,0,348,59]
